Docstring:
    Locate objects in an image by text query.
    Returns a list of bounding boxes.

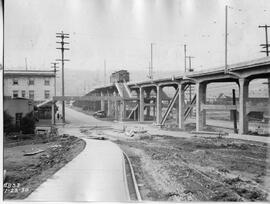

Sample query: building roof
[4,70,55,77]
[111,70,129,74]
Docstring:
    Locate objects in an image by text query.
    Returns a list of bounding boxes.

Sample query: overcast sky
[4,0,270,75]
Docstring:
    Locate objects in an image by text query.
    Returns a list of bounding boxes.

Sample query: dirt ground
[114,135,270,201]
[3,135,86,200]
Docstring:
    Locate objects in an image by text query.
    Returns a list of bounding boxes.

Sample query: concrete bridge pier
[107,99,112,117]
[196,82,207,132]
[51,102,55,125]
[178,83,185,129]
[145,89,151,118]
[268,78,270,113]
[238,78,249,135]
[139,87,144,122]
[106,91,112,117]
[100,91,105,111]
[114,101,118,120]
[119,100,126,121]
[156,85,162,124]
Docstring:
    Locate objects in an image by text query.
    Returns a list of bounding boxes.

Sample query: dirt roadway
[68,106,270,201]
[114,135,270,202]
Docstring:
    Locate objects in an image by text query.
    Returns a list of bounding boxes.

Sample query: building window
[44,79,50,86]
[13,79,18,85]
[29,78,35,85]
[29,90,34,100]
[13,90,19,98]
[21,90,26,98]
[44,90,50,99]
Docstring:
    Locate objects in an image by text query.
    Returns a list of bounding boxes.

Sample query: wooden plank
[191,131,228,136]
[24,149,45,156]
[201,104,237,110]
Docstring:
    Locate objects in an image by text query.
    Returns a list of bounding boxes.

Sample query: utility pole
[184,44,187,72]
[25,58,28,70]
[150,43,153,79]
[148,43,154,80]
[56,31,70,123]
[188,56,195,72]
[259,24,270,56]
[104,60,106,85]
[225,5,228,73]
[51,62,59,97]
[187,56,195,108]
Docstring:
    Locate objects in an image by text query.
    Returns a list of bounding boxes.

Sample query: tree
[21,112,36,134]
[3,111,14,134]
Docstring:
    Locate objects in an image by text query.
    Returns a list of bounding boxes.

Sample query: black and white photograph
[1,0,270,202]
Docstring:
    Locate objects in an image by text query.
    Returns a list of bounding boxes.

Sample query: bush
[4,111,14,134]
[21,112,36,134]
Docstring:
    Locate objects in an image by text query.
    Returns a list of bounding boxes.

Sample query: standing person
[57,112,60,120]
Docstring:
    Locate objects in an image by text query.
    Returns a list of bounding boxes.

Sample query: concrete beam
[53,96,123,101]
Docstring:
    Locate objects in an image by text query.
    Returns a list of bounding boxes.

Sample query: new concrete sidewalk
[26,128,130,202]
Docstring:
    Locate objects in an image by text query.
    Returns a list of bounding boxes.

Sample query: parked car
[93,110,106,118]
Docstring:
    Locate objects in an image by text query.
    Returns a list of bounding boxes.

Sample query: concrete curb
[123,151,142,201]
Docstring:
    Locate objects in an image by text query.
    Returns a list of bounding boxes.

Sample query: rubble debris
[50,144,62,148]
[124,127,151,138]
[115,135,269,201]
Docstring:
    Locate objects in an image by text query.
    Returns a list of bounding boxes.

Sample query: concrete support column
[120,100,126,121]
[106,91,111,117]
[51,102,55,125]
[268,78,270,112]
[107,100,112,117]
[100,91,105,111]
[145,90,151,117]
[195,82,207,131]
[178,84,185,129]
[139,87,144,122]
[114,101,118,120]
[156,85,162,124]
[238,78,249,134]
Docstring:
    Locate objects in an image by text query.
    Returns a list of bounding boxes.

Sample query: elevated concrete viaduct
[56,57,270,135]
